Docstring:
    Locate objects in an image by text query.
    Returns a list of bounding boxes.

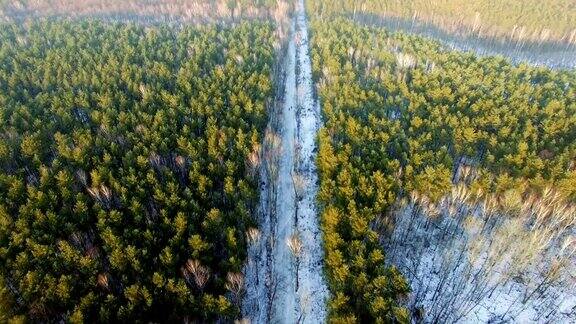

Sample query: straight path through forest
[243,0,328,322]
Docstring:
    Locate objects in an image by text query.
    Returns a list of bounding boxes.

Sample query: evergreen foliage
[309,15,576,323]
[309,0,576,46]
[0,20,276,322]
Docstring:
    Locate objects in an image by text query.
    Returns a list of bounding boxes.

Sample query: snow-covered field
[243,0,328,322]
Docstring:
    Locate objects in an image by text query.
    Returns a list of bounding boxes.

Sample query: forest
[309,3,576,322]
[0,0,575,323]
[0,19,278,322]
[0,0,289,28]
[310,0,576,47]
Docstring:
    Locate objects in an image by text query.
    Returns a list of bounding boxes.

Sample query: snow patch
[383,188,576,323]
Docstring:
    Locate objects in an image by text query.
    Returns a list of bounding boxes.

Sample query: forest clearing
[243,0,328,322]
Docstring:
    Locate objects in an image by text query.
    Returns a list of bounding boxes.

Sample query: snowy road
[243,0,329,322]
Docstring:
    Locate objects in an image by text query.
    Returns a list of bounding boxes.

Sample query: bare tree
[87,184,114,209]
[384,183,576,322]
[263,129,282,184]
[182,259,210,291]
[97,273,110,291]
[286,233,303,257]
[287,233,303,290]
[225,272,245,306]
[246,227,261,246]
[247,144,261,179]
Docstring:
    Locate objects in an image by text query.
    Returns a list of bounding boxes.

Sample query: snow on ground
[439,38,576,70]
[293,0,330,321]
[354,14,576,70]
[243,0,328,322]
[384,190,576,323]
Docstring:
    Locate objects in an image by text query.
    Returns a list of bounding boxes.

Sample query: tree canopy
[309,13,576,323]
[0,19,276,322]
[309,0,576,46]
